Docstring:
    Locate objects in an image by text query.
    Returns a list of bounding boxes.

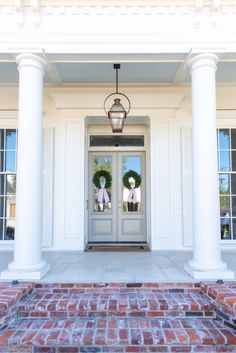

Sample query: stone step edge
[1,344,236,353]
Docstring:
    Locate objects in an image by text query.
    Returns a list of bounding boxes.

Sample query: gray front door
[88,152,146,243]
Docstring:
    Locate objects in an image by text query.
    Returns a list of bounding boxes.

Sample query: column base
[0,263,51,280]
[184,263,234,280]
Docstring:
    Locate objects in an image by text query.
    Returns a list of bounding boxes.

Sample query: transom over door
[88,152,146,243]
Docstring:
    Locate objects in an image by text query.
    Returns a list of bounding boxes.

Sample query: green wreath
[123,170,142,189]
[93,170,112,189]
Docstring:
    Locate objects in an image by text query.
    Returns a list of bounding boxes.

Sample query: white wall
[1,86,236,251]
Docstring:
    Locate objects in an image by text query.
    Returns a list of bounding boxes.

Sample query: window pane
[0,151,4,172]
[7,175,16,195]
[6,219,15,240]
[220,195,230,217]
[90,135,144,147]
[219,174,229,194]
[123,156,142,212]
[0,219,4,240]
[221,218,231,240]
[6,196,16,218]
[219,129,230,149]
[231,174,236,194]
[231,129,236,150]
[6,130,16,150]
[232,151,236,172]
[219,151,230,172]
[0,196,5,218]
[5,151,16,172]
[232,219,236,240]
[0,130,4,150]
[232,197,236,217]
[93,156,112,212]
[0,175,5,196]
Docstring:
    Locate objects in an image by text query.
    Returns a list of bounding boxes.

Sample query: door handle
[118,201,122,208]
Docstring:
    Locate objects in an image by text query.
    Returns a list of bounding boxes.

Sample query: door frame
[85,124,150,247]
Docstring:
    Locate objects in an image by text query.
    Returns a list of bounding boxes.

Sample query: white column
[184,53,234,280]
[1,53,50,280]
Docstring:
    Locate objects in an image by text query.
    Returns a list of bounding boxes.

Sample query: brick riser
[1,318,236,353]
[201,282,236,332]
[0,283,33,330]
[17,292,215,320]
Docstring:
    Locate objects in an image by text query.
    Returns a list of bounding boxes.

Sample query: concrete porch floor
[0,250,235,282]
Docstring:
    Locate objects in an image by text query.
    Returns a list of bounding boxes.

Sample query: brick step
[18,291,215,320]
[1,318,236,352]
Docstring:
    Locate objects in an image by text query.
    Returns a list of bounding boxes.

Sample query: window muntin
[0,129,17,240]
[218,128,236,240]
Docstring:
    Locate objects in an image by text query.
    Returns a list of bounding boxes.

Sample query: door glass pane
[122,156,141,212]
[93,156,112,212]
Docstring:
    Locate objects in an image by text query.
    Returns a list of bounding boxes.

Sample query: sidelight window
[218,128,236,240]
[0,129,17,240]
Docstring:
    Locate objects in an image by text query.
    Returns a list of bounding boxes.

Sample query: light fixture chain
[116,66,118,93]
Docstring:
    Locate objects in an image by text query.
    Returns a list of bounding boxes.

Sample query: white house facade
[0,0,236,280]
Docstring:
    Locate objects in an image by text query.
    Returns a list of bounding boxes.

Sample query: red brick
[57,348,78,353]
[0,329,15,346]
[95,329,106,345]
[83,329,95,345]
[185,329,201,344]
[107,329,118,344]
[221,329,236,345]
[125,347,146,352]
[170,347,191,352]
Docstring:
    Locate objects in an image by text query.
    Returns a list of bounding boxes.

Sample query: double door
[88,152,146,243]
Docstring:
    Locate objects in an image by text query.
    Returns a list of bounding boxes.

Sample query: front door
[88,152,146,243]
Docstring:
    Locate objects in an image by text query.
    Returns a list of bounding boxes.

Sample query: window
[0,129,17,240]
[218,129,236,240]
[90,135,144,147]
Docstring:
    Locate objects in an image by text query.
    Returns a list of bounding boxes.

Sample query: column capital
[16,53,47,75]
[187,53,219,75]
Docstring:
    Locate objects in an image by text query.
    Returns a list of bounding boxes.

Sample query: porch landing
[0,250,235,282]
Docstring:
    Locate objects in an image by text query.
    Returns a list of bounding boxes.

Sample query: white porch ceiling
[1,59,236,85]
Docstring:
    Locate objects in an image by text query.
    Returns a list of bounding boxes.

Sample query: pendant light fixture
[104,64,131,133]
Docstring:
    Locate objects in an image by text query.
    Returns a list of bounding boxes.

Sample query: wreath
[123,170,142,189]
[93,170,112,189]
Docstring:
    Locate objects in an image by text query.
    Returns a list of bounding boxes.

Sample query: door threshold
[85,243,149,252]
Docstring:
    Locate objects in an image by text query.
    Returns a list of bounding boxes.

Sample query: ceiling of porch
[1,55,236,86]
